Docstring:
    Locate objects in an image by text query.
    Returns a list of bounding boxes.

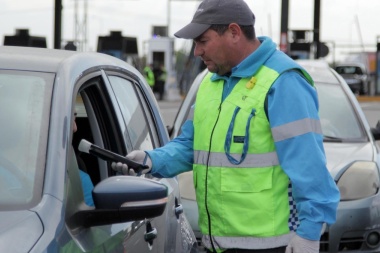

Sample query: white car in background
[170,60,380,252]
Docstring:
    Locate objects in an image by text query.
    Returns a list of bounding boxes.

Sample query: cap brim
[174,23,211,39]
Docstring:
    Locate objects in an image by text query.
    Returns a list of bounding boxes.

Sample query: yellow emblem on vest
[246,76,257,89]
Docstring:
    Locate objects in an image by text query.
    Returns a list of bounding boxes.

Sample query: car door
[61,69,161,253]
[104,71,191,253]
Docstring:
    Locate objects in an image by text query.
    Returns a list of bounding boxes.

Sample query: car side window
[107,75,158,151]
[74,75,128,183]
[355,67,363,75]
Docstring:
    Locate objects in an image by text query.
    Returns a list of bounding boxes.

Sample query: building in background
[97,31,139,67]
[3,29,46,48]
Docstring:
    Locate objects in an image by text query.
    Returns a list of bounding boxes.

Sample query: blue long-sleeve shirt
[147,36,339,241]
[79,170,94,206]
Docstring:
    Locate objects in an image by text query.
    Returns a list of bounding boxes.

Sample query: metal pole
[313,0,321,59]
[167,0,171,36]
[280,0,289,54]
[376,36,380,95]
[54,0,62,49]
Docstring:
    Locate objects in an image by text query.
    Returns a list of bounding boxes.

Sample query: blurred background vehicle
[170,60,380,253]
[0,46,198,253]
[335,62,370,95]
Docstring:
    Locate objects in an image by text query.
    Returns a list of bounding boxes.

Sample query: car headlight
[337,161,380,201]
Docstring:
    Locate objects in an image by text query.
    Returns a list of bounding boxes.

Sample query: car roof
[0,46,77,72]
[0,46,138,75]
[335,62,367,68]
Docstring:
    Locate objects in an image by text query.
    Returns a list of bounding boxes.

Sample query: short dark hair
[209,24,256,40]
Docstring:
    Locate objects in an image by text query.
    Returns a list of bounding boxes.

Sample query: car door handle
[175,197,183,218]
[144,221,157,245]
[175,204,183,216]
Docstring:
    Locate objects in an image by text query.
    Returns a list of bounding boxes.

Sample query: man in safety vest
[143,63,155,89]
[153,63,167,100]
[112,0,340,252]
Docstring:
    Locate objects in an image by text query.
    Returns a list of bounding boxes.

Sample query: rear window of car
[0,70,53,210]
[335,66,364,75]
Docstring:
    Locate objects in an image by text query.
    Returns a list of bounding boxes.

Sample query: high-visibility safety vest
[143,66,155,87]
[193,63,313,252]
[158,67,167,82]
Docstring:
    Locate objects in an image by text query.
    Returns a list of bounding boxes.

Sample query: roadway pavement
[356,96,380,128]
[157,98,183,128]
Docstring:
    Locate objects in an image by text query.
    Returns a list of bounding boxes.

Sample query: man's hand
[285,235,319,253]
[111,150,152,176]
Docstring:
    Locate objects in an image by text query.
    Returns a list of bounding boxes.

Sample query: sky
[1,0,380,64]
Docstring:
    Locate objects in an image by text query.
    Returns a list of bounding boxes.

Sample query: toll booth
[3,29,47,48]
[288,30,313,60]
[146,36,174,77]
[97,31,138,65]
[288,29,329,60]
[146,26,180,101]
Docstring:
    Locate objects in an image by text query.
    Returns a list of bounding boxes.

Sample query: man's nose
[193,44,202,57]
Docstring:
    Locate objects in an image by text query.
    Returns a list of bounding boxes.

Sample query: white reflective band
[202,232,294,250]
[271,118,322,142]
[121,197,168,208]
[194,150,279,168]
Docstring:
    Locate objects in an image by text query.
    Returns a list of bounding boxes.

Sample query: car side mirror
[371,120,380,141]
[68,176,168,229]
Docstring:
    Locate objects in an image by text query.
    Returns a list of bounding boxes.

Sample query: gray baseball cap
[174,0,255,39]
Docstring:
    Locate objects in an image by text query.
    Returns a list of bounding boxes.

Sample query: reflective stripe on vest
[194,150,279,168]
[202,232,295,252]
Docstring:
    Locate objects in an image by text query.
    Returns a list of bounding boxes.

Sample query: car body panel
[0,46,197,253]
[0,210,43,253]
[325,142,375,178]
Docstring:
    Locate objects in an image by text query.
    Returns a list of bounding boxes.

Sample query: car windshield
[335,66,363,75]
[317,82,365,141]
[0,70,53,210]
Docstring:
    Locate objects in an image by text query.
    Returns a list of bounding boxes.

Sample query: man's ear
[228,23,242,41]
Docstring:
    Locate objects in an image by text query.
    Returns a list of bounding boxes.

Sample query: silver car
[170,60,380,252]
[335,62,370,95]
[0,46,198,253]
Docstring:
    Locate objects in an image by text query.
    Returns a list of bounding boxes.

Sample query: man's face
[193,28,234,76]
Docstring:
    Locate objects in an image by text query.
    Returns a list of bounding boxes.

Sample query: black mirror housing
[69,176,168,228]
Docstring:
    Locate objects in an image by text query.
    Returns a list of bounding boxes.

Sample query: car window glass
[107,76,154,151]
[74,76,125,183]
[355,67,363,75]
[134,85,160,147]
[336,66,364,75]
[318,82,364,139]
[0,70,53,209]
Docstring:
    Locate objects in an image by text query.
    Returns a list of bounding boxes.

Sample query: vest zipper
[205,102,222,253]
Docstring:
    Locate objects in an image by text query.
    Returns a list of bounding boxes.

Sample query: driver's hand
[111,150,152,176]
